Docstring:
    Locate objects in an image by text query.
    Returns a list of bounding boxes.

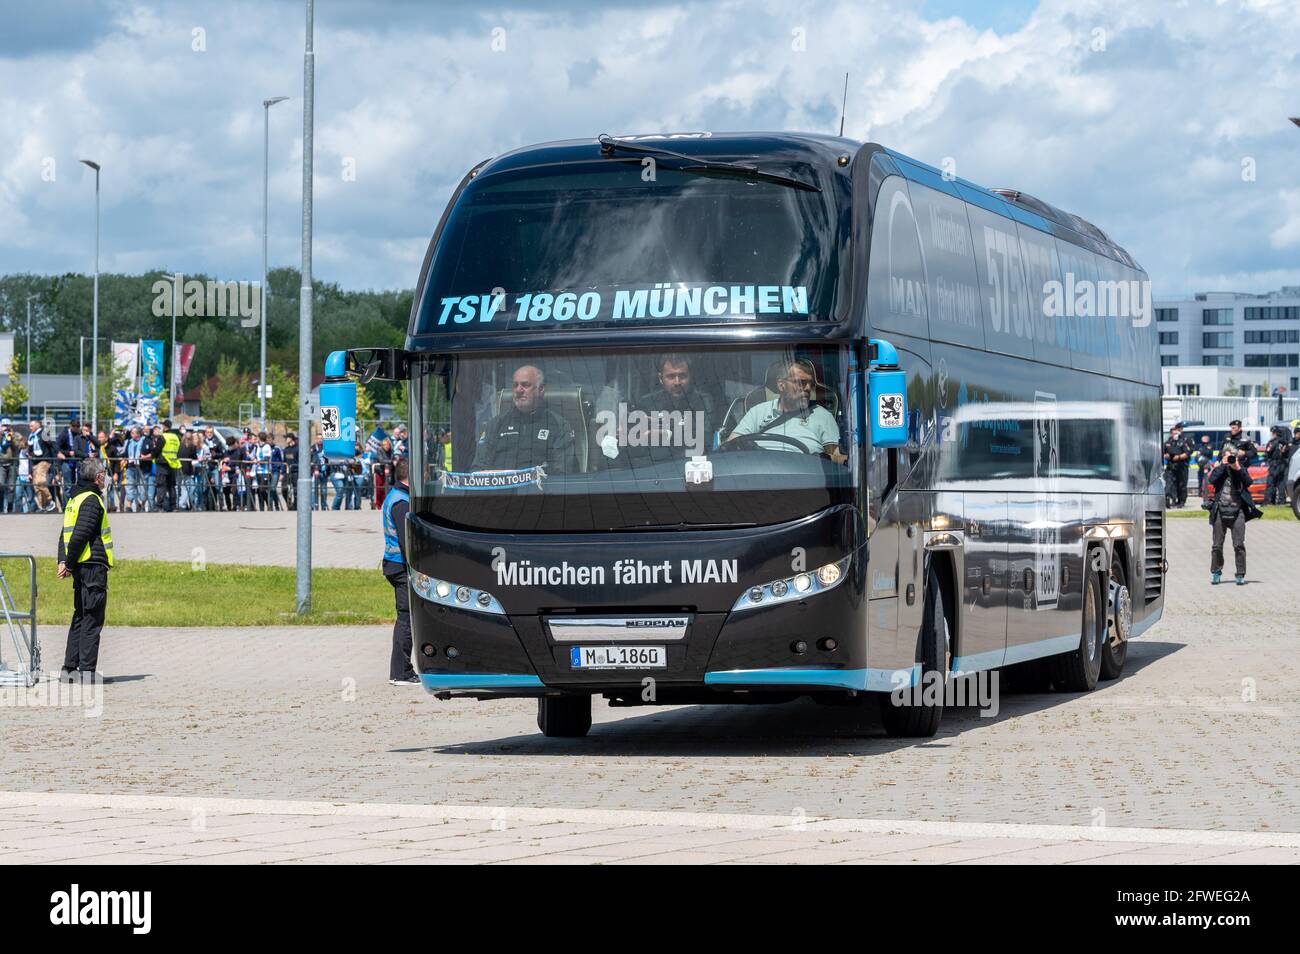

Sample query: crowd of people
[0,416,410,514]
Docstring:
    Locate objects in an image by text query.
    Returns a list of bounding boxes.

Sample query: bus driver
[727,359,846,464]
[471,364,576,473]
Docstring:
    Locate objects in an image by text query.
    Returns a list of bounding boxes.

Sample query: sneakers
[1211,572,1221,585]
[1236,576,1245,586]
[389,675,421,686]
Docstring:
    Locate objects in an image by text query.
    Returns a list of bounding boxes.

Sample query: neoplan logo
[50,884,152,935]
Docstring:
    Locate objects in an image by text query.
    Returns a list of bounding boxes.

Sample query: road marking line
[1,791,1296,849]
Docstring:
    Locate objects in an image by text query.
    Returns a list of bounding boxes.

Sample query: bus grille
[1143,509,1164,602]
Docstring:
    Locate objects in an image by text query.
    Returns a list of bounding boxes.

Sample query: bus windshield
[413,345,858,533]
[413,159,848,334]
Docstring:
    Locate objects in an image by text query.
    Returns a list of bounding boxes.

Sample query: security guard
[1162,424,1191,507]
[471,364,575,473]
[57,458,113,681]
[382,459,418,685]
[158,418,183,512]
[1264,425,1291,504]
[1222,419,1257,462]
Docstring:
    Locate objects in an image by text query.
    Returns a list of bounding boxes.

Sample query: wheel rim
[1085,577,1099,663]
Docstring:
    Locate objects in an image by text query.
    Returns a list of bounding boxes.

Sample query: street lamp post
[296,0,315,615]
[79,159,101,433]
[25,294,36,421]
[261,95,289,427]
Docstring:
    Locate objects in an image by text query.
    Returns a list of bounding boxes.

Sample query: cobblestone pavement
[1,519,1297,863]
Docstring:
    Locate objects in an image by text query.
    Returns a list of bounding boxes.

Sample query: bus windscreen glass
[413,161,846,333]
[414,346,858,532]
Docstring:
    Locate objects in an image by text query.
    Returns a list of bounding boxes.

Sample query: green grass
[1166,504,1297,521]
[10,558,395,627]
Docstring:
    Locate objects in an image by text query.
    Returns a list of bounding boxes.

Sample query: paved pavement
[7,509,381,568]
[2,518,1297,864]
[1,792,1296,865]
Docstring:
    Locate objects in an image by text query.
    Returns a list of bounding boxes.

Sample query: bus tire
[537,695,592,737]
[1050,556,1105,692]
[879,565,948,738]
[1100,549,1130,681]
[1292,483,1300,521]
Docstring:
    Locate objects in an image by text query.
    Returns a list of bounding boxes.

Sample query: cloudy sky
[2,0,1298,297]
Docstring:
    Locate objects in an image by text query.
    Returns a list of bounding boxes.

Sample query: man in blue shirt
[381,459,417,685]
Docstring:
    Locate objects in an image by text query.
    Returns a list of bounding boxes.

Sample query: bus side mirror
[867,338,908,449]
[320,350,358,461]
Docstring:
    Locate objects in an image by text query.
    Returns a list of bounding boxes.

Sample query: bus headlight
[411,570,505,616]
[731,556,851,613]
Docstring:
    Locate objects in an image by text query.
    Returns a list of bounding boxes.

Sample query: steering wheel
[721,432,816,455]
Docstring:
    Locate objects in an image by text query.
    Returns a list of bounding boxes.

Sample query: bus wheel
[1051,556,1105,692]
[537,695,592,738]
[879,566,947,738]
[1292,484,1300,521]
[1100,550,1131,681]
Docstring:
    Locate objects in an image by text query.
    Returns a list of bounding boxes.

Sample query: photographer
[1207,443,1260,586]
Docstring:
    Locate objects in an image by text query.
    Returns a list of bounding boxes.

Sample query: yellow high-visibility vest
[62,490,114,566]
[161,431,182,469]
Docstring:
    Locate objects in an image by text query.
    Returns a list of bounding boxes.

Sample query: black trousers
[159,468,178,511]
[1210,513,1247,577]
[1265,467,1287,504]
[63,562,109,672]
[1171,463,1189,505]
[384,563,415,680]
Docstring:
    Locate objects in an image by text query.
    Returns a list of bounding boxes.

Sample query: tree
[199,355,253,424]
[2,353,29,415]
[262,364,298,422]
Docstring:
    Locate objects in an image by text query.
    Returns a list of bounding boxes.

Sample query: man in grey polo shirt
[728,359,846,464]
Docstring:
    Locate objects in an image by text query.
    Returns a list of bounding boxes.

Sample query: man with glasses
[727,358,846,464]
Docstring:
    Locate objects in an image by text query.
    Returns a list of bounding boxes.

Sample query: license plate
[570,645,667,669]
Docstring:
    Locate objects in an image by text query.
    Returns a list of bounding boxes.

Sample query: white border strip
[1,791,1296,849]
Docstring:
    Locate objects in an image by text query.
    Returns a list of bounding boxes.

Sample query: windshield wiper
[632,521,758,531]
[597,134,821,193]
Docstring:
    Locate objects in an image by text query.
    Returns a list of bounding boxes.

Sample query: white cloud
[0,0,1299,297]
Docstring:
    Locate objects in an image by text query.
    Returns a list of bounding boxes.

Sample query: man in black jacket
[1263,426,1291,505]
[56,458,114,681]
[1208,445,1255,586]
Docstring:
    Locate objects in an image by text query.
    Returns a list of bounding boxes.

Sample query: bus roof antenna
[838,73,849,137]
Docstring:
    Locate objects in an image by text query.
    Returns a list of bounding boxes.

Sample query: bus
[324,132,1165,738]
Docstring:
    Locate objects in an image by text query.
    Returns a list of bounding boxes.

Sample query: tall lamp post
[297,0,315,615]
[79,159,101,433]
[25,294,37,421]
[261,95,289,427]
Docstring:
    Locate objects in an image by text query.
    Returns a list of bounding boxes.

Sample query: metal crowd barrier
[0,553,39,687]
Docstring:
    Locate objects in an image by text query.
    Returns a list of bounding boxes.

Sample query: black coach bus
[331,132,1165,738]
